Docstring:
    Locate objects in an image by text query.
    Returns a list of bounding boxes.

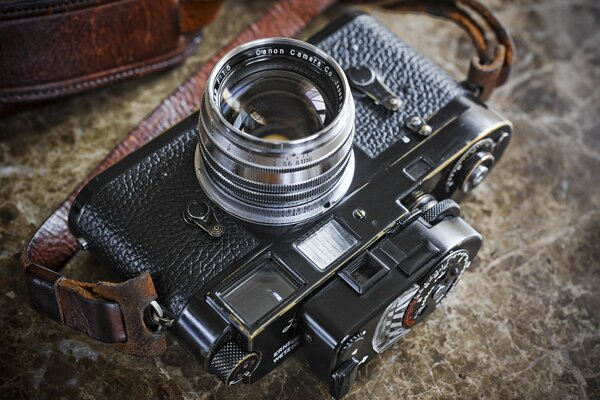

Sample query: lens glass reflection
[220,70,332,142]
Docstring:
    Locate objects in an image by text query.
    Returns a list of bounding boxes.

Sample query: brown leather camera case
[0,0,223,116]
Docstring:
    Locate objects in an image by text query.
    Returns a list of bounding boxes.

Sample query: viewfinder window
[339,253,389,294]
[219,257,300,326]
[350,259,381,286]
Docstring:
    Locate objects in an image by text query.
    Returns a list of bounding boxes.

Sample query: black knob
[186,200,210,221]
[338,331,365,362]
[208,341,260,385]
[420,199,461,224]
[445,138,496,194]
[346,65,375,87]
[329,357,360,399]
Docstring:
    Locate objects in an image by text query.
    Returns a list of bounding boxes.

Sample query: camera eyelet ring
[145,300,174,333]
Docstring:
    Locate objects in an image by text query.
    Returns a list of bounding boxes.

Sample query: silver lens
[196,38,355,225]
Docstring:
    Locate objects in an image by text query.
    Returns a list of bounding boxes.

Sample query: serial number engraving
[211,44,345,108]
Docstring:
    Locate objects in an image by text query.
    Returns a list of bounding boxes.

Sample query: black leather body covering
[316,13,464,158]
[72,128,260,315]
[70,13,464,316]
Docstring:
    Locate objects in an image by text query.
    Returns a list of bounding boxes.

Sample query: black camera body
[69,12,512,398]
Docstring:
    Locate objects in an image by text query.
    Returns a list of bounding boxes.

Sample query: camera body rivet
[353,209,367,219]
[77,237,89,251]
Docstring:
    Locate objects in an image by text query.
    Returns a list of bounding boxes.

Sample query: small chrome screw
[388,97,403,111]
[77,237,89,251]
[407,116,422,129]
[353,208,367,219]
[418,124,433,136]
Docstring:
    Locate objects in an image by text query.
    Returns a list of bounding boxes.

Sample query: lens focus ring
[198,126,353,194]
[201,149,353,206]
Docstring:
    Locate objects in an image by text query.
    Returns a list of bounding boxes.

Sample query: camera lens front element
[196,38,355,225]
[220,70,332,142]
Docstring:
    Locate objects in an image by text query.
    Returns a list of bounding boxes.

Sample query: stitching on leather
[0,38,199,102]
[0,0,114,16]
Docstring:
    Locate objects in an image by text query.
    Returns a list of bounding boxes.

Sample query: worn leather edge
[350,0,515,100]
[180,0,224,33]
[0,33,201,103]
[0,0,224,115]
[0,0,131,20]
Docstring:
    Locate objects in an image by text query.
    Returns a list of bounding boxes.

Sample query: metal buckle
[145,300,175,333]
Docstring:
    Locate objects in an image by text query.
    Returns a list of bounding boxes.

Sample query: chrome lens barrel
[196,38,355,225]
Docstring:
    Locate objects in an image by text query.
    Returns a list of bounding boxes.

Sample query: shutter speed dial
[403,249,471,328]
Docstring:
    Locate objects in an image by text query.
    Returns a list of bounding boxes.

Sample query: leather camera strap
[352,0,515,100]
[0,0,224,116]
[23,0,513,356]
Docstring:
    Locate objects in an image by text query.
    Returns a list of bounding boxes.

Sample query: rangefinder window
[218,256,301,327]
[295,219,359,271]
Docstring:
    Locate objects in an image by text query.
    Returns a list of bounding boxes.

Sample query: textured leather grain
[0,0,223,116]
[72,117,259,315]
[315,14,465,158]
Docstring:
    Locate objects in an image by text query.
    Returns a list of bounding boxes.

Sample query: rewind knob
[208,341,260,385]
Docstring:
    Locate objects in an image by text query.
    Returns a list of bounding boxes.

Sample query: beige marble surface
[1,0,599,399]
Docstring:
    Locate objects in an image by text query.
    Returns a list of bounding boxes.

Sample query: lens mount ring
[196,38,355,225]
[195,147,356,225]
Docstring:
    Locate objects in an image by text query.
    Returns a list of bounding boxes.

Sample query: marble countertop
[1,1,598,399]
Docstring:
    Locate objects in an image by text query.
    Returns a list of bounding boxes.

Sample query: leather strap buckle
[91,273,167,356]
[468,44,508,101]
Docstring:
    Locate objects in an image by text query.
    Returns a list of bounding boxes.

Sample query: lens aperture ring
[198,108,352,175]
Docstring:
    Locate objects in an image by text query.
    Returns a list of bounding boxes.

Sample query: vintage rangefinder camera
[69,12,512,398]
